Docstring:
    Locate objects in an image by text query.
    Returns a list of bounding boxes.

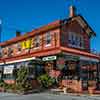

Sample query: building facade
[0,6,100,93]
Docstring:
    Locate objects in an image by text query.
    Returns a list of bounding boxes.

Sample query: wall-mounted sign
[65,55,80,61]
[4,65,14,74]
[42,56,57,61]
[21,39,32,49]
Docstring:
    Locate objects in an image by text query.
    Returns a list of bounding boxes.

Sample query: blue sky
[0,0,100,52]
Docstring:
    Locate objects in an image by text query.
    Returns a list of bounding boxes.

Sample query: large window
[45,32,51,46]
[68,32,84,49]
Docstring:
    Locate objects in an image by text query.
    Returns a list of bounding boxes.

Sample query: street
[0,93,100,100]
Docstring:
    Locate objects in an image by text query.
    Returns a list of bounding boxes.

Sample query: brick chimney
[69,5,76,18]
[16,31,21,37]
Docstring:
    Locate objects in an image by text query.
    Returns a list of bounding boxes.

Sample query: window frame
[45,32,52,47]
[34,35,40,49]
[68,32,84,49]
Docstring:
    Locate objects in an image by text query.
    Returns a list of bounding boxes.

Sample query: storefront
[0,57,43,85]
[41,53,99,93]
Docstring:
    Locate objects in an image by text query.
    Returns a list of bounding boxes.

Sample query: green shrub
[16,66,32,91]
[37,74,54,88]
[0,80,4,87]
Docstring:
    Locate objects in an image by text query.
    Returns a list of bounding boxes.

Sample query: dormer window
[45,32,51,46]
[68,32,84,49]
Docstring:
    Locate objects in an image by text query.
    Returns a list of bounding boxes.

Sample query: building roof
[62,15,96,37]
[0,46,99,64]
[0,15,96,47]
[60,47,99,60]
[0,20,61,46]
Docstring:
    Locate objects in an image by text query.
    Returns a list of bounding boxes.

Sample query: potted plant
[37,74,54,89]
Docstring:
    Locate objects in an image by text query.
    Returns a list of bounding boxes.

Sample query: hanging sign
[4,65,14,74]
[42,56,57,61]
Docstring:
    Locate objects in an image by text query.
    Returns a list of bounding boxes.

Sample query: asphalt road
[0,93,100,100]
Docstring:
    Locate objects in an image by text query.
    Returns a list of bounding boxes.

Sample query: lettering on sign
[4,65,14,74]
[42,56,57,61]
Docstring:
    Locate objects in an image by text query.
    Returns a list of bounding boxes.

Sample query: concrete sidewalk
[0,92,100,100]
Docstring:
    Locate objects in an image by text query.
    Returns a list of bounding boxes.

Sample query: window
[34,35,40,48]
[17,43,22,52]
[45,32,51,46]
[3,74,14,79]
[68,32,84,49]
[8,47,13,57]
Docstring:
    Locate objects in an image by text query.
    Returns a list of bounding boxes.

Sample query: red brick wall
[60,20,90,52]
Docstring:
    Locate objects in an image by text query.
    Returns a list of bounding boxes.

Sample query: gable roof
[62,15,96,37]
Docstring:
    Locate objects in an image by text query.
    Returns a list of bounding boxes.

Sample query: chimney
[16,31,21,37]
[69,5,76,18]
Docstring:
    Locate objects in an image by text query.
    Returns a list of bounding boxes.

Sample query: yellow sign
[21,39,32,49]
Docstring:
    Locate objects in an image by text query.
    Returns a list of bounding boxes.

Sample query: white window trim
[33,47,40,50]
[45,32,51,46]
[34,35,40,48]
[45,44,51,47]
[68,32,84,49]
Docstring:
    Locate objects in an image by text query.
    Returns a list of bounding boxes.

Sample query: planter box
[88,87,95,95]
[62,80,82,93]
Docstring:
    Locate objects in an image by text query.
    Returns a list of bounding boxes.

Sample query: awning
[80,56,99,62]
[61,47,99,62]
[0,57,36,65]
[62,52,99,63]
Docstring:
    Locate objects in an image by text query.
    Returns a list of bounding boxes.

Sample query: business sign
[21,39,32,49]
[4,65,14,74]
[65,55,80,61]
[42,56,57,61]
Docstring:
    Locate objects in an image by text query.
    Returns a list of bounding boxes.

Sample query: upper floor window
[17,43,22,52]
[34,35,40,48]
[45,32,51,46]
[8,47,13,57]
[68,32,84,49]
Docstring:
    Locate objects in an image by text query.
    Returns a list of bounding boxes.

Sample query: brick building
[0,6,100,93]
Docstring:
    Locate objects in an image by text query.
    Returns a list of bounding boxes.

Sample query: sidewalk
[49,88,100,98]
